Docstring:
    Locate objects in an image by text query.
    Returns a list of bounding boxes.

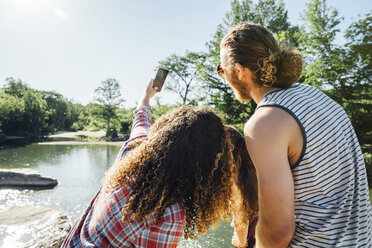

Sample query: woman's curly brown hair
[104,105,234,239]
[226,126,258,227]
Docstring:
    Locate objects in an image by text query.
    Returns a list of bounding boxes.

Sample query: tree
[158,51,206,105]
[0,90,25,133]
[299,3,371,143]
[42,91,69,132]
[0,78,83,139]
[2,78,48,139]
[344,11,372,87]
[299,0,344,92]
[198,0,297,128]
[94,78,124,137]
[342,12,372,143]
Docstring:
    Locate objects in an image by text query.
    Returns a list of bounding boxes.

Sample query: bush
[364,153,372,188]
[106,127,118,139]
[343,100,372,144]
[0,131,6,145]
[71,122,84,131]
[76,134,89,139]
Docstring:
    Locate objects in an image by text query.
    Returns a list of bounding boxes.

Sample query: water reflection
[0,144,234,247]
[0,144,118,217]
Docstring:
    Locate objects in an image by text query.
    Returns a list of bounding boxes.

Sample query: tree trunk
[107,113,111,137]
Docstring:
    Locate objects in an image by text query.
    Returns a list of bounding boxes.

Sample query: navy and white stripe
[257,83,372,247]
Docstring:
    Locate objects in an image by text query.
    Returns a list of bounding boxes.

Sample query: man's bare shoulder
[244,106,295,140]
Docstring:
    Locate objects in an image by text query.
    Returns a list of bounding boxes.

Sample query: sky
[0,0,371,107]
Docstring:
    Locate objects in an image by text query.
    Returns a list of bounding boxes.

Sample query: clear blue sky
[0,0,370,107]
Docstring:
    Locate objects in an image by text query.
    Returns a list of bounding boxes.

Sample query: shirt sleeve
[115,106,153,163]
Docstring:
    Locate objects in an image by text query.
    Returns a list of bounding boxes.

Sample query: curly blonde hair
[105,106,234,239]
[226,126,258,226]
[220,23,303,88]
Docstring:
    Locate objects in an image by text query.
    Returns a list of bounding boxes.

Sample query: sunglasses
[216,64,225,78]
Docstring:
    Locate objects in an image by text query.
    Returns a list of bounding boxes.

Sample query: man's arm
[244,107,296,248]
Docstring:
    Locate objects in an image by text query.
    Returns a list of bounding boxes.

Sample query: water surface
[0,144,234,247]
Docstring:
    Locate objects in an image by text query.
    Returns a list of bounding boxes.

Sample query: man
[218,22,372,247]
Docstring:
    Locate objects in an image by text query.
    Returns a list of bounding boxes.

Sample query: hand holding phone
[153,68,169,92]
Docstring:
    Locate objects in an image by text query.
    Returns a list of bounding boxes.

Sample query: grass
[74,134,103,142]
[44,135,103,143]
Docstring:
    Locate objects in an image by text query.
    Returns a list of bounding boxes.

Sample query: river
[0,144,234,248]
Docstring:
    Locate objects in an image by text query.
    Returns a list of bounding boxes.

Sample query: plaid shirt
[62,106,185,248]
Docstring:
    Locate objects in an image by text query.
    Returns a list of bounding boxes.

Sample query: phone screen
[153,68,169,92]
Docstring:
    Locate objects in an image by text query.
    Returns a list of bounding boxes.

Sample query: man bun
[276,45,303,88]
[257,45,303,88]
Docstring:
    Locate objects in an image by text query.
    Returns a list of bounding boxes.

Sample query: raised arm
[115,79,159,162]
[244,107,296,248]
[130,79,159,139]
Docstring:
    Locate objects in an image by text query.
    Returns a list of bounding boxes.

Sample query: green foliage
[0,130,6,145]
[42,91,69,132]
[1,78,49,139]
[364,153,372,167]
[68,103,86,131]
[158,51,206,105]
[72,134,102,142]
[0,90,25,132]
[116,108,134,134]
[300,4,371,141]
[299,2,370,99]
[224,0,292,32]
[364,153,372,188]
[344,11,372,86]
[299,0,343,88]
[0,78,89,140]
[342,99,372,144]
[71,103,105,131]
[94,78,124,137]
[0,78,175,142]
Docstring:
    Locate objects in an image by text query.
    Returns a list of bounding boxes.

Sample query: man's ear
[235,63,245,80]
[236,63,256,81]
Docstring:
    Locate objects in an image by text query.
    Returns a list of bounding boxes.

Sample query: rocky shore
[0,169,58,190]
[0,206,71,248]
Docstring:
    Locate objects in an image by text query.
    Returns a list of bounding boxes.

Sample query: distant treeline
[0,78,132,142]
[0,77,177,144]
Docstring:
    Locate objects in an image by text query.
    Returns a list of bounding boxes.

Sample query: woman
[62,80,236,247]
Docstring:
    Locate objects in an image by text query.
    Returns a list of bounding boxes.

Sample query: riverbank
[39,141,124,146]
[40,130,126,146]
[48,130,107,139]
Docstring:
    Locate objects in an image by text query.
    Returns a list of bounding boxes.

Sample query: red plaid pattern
[62,106,185,248]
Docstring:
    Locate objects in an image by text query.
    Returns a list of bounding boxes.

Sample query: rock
[0,169,58,190]
[0,206,71,248]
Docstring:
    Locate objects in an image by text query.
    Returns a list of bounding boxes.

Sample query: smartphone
[153,68,169,92]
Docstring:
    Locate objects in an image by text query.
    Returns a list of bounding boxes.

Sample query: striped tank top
[257,83,372,247]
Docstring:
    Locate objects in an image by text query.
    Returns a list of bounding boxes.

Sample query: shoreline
[38,130,126,146]
[37,141,124,146]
